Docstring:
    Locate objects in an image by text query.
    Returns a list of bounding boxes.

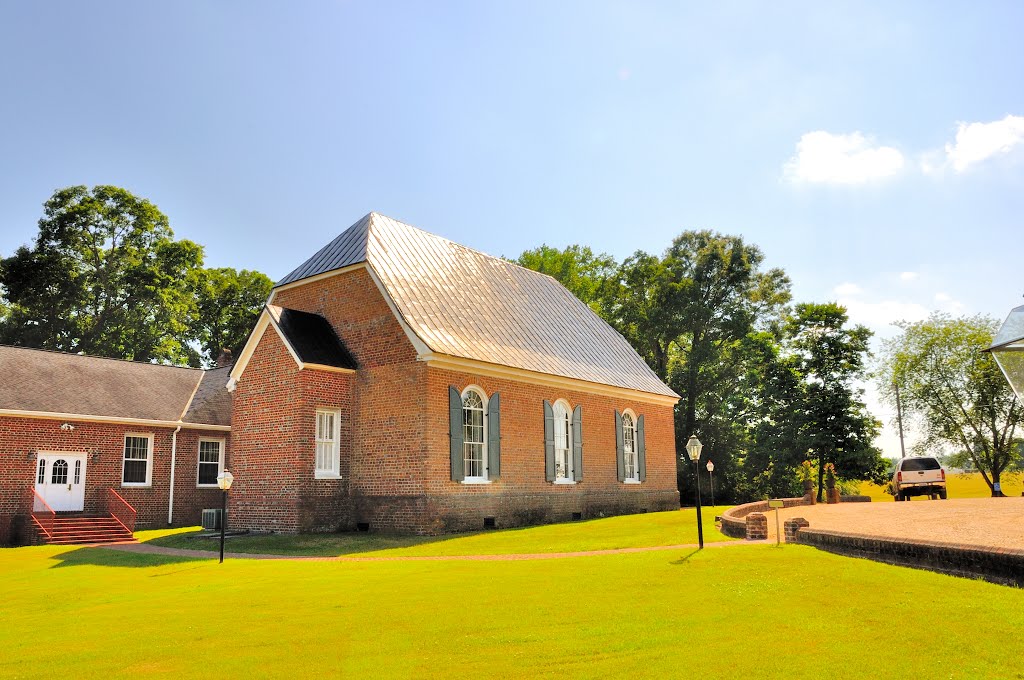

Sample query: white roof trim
[363,263,432,357]
[0,409,231,432]
[228,308,305,387]
[302,363,356,374]
[267,261,430,360]
[270,261,368,296]
[421,353,679,406]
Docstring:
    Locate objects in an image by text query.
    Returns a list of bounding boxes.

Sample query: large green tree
[514,244,616,311]
[195,267,273,366]
[0,186,205,365]
[784,303,884,500]
[516,232,794,504]
[0,185,274,367]
[878,314,1022,496]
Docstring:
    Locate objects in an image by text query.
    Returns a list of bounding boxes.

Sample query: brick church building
[1,213,679,542]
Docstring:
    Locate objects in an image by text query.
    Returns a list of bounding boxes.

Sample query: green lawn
[142,507,734,557]
[2,541,1022,678]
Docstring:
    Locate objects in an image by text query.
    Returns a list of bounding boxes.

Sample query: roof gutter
[0,409,230,431]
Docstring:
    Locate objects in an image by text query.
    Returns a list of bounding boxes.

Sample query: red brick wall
[272,268,430,527]
[0,415,226,544]
[272,267,418,368]
[231,268,679,535]
[228,325,353,533]
[413,367,679,532]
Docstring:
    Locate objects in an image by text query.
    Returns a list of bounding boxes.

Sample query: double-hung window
[315,409,341,478]
[197,439,225,487]
[122,434,153,486]
[462,389,487,481]
[622,412,640,482]
[552,401,574,482]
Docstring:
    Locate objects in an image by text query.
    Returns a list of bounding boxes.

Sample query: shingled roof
[276,213,678,399]
[0,345,231,427]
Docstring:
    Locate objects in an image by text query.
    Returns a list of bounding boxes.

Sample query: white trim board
[422,353,679,407]
[228,307,357,390]
[0,409,231,432]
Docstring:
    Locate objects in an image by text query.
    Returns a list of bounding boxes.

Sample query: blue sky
[2,1,1023,456]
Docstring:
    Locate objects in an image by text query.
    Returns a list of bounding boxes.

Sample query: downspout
[168,425,181,525]
[171,372,206,526]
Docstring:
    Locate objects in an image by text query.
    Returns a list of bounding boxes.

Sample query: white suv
[892,456,947,501]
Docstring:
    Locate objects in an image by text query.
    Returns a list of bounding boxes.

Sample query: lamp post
[706,459,715,508]
[216,470,234,564]
[685,435,704,549]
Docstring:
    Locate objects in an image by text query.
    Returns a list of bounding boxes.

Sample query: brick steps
[33,515,136,545]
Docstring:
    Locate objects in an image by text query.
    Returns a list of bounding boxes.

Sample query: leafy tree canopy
[514,244,616,311]
[196,267,273,366]
[0,185,271,367]
[878,314,1022,496]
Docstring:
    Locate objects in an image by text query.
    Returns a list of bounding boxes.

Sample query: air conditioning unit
[201,509,223,530]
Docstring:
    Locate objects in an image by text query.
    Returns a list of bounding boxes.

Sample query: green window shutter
[449,386,464,481]
[614,410,625,482]
[572,405,583,481]
[487,392,501,480]
[543,400,555,482]
[637,414,647,482]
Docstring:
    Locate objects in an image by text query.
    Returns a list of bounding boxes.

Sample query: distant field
[858,471,1023,501]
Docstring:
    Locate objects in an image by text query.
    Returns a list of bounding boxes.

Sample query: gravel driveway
[763,497,1024,549]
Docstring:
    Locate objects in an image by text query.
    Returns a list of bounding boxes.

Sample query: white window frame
[552,399,575,484]
[315,408,342,479]
[461,386,489,484]
[622,409,640,484]
[196,438,226,488]
[121,433,154,488]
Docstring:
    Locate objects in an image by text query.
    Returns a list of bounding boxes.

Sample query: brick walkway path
[100,539,766,562]
[767,497,1024,547]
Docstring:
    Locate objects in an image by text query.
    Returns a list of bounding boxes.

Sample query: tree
[514,245,616,310]
[195,268,273,366]
[516,232,793,505]
[784,303,884,500]
[0,186,205,365]
[662,231,791,442]
[878,314,1022,496]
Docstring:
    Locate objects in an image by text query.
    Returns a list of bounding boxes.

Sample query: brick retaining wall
[789,524,1024,587]
[720,497,811,539]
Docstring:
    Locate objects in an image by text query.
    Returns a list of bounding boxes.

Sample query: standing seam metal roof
[276,213,678,398]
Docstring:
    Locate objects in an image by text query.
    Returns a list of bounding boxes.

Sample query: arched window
[51,459,69,485]
[462,387,487,480]
[552,400,574,482]
[622,411,639,482]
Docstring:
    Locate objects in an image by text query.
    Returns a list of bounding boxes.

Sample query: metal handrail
[106,488,137,534]
[28,487,56,539]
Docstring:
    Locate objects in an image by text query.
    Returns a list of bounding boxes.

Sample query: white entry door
[35,453,87,512]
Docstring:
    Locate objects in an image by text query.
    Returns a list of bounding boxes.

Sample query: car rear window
[902,458,941,471]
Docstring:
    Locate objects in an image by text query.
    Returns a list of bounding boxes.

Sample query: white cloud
[784,131,904,184]
[839,299,930,332]
[944,115,1024,172]
[899,271,918,281]
[833,282,863,296]
[934,292,966,314]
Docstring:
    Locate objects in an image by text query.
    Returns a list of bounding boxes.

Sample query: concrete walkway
[100,538,767,562]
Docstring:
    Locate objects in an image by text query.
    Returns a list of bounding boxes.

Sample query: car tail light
[941,469,945,481]
[897,471,902,482]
